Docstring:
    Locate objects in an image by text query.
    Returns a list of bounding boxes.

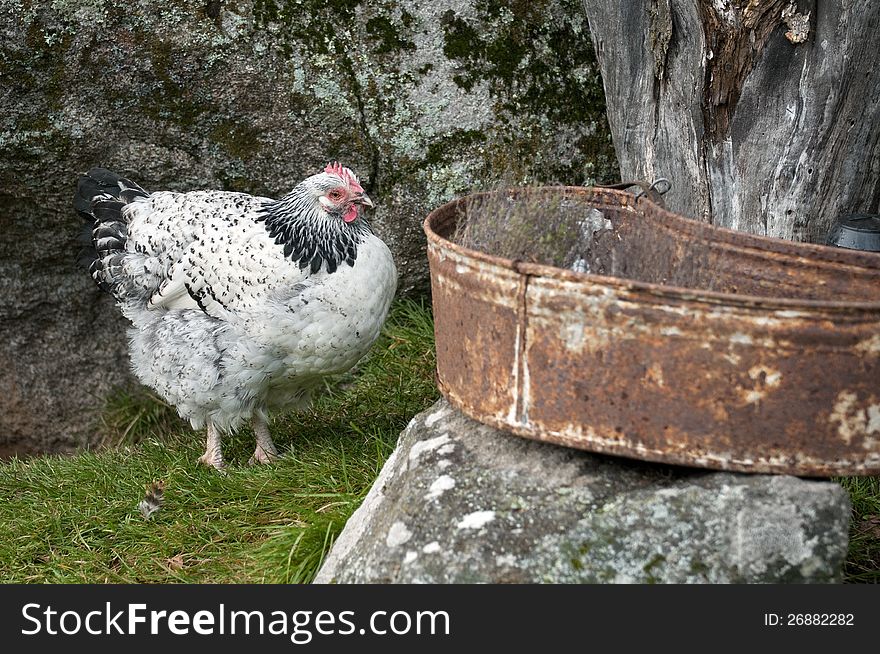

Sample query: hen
[75,163,397,469]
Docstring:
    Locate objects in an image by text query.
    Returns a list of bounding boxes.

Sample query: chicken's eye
[327,189,344,201]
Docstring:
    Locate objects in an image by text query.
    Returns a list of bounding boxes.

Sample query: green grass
[837,476,880,583]
[0,299,439,583]
[0,298,877,583]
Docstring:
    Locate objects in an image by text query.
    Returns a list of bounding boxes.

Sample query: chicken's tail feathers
[74,168,149,218]
[74,168,149,295]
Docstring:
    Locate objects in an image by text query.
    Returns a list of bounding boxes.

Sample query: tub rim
[423,186,880,314]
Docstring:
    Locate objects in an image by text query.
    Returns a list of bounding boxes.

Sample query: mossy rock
[316,400,851,584]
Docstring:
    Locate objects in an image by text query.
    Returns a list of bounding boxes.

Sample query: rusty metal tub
[424,187,880,476]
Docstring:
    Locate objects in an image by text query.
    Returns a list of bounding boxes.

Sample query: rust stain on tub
[425,187,880,476]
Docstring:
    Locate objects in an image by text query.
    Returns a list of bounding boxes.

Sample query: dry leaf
[858,515,880,539]
[166,554,185,570]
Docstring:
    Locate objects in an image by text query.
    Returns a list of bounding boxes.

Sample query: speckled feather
[77,166,397,433]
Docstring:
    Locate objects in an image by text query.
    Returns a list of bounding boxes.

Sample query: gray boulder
[0,1,614,453]
[315,399,851,583]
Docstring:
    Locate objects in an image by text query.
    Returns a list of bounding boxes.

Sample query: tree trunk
[581,0,880,242]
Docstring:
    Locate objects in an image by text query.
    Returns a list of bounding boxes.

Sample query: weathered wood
[582,0,880,242]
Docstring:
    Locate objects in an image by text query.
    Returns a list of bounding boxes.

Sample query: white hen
[76,163,397,469]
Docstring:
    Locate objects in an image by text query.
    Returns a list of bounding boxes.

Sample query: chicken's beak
[356,193,374,209]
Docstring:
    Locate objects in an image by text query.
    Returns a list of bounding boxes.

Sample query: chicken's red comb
[324,161,364,194]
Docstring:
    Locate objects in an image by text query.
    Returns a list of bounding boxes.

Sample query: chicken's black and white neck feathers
[258,189,373,275]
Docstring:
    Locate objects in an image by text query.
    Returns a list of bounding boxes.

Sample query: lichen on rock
[315,400,851,583]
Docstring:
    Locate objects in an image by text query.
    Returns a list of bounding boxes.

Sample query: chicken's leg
[198,421,226,470]
[249,415,279,465]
